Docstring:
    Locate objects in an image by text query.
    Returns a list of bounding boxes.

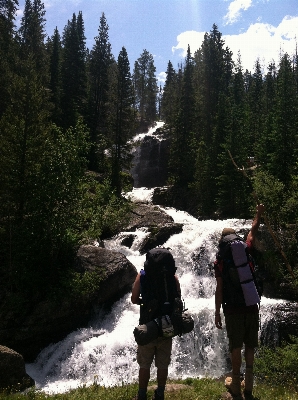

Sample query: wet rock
[0,247,137,362]
[121,234,137,248]
[126,203,174,231]
[124,203,183,253]
[260,302,298,346]
[139,223,183,254]
[75,245,138,304]
[0,346,34,391]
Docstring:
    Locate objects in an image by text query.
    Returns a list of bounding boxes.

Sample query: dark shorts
[137,337,172,369]
[224,312,259,352]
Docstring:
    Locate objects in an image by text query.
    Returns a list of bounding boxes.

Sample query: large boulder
[138,224,183,254]
[123,203,183,254]
[0,346,34,391]
[261,302,298,347]
[75,246,138,304]
[0,248,137,362]
[126,203,174,230]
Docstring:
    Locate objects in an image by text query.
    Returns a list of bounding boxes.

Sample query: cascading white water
[130,121,168,188]
[25,187,284,394]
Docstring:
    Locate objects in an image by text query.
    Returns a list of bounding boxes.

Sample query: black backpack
[217,234,263,308]
[139,248,180,325]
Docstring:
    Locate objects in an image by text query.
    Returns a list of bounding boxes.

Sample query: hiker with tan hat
[214,204,265,399]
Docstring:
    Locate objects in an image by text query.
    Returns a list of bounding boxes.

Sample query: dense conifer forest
[1,0,298,299]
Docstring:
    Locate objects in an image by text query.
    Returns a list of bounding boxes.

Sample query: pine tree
[61,12,87,128]
[246,59,264,155]
[133,49,158,128]
[146,56,158,123]
[192,24,234,212]
[257,61,277,170]
[49,27,62,124]
[270,53,297,184]
[109,47,135,196]
[169,45,196,187]
[88,12,114,171]
[216,53,251,216]
[0,53,49,283]
[0,0,18,118]
[161,60,178,128]
[18,0,47,80]
[199,24,227,147]
[76,11,87,118]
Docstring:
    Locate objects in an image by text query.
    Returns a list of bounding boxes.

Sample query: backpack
[139,248,180,325]
[217,234,262,308]
[133,248,194,345]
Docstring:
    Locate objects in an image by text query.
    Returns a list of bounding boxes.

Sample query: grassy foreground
[1,378,298,400]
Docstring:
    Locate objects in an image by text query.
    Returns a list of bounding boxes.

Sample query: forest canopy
[1,1,298,298]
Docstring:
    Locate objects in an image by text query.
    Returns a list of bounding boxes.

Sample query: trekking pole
[228,150,295,280]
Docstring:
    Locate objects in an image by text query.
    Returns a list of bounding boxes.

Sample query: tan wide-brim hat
[221,228,236,237]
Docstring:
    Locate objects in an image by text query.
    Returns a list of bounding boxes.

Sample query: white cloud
[44,0,82,10]
[16,8,23,18]
[157,72,167,84]
[224,0,253,25]
[172,30,205,57]
[225,16,298,71]
[172,16,298,73]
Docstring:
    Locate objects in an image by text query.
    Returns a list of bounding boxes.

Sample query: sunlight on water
[25,188,285,394]
[131,121,165,142]
[125,187,155,203]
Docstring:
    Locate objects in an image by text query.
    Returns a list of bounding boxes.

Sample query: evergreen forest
[1,0,298,301]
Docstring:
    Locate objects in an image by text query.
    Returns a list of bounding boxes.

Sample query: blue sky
[17,0,298,83]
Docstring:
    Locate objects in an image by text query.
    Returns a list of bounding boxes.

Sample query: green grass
[1,378,298,400]
[2,340,298,399]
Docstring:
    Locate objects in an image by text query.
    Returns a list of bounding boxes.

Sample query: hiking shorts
[224,312,259,352]
[137,337,172,369]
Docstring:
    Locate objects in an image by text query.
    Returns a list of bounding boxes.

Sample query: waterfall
[130,121,169,188]
[25,124,285,394]
[25,187,284,394]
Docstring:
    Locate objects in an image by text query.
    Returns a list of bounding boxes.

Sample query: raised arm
[246,204,265,245]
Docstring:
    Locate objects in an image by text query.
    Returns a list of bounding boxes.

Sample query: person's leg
[151,368,168,398]
[245,346,254,366]
[243,312,259,396]
[225,313,245,397]
[133,368,150,399]
[231,347,242,374]
[153,338,172,399]
[157,368,168,387]
[244,347,254,394]
[139,367,151,388]
[136,342,155,399]
[228,347,242,396]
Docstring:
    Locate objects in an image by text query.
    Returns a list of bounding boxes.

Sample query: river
[25,187,284,394]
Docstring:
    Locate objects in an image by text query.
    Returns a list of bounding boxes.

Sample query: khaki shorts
[137,337,172,369]
[225,312,259,352]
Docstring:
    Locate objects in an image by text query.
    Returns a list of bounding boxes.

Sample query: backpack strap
[162,268,170,303]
